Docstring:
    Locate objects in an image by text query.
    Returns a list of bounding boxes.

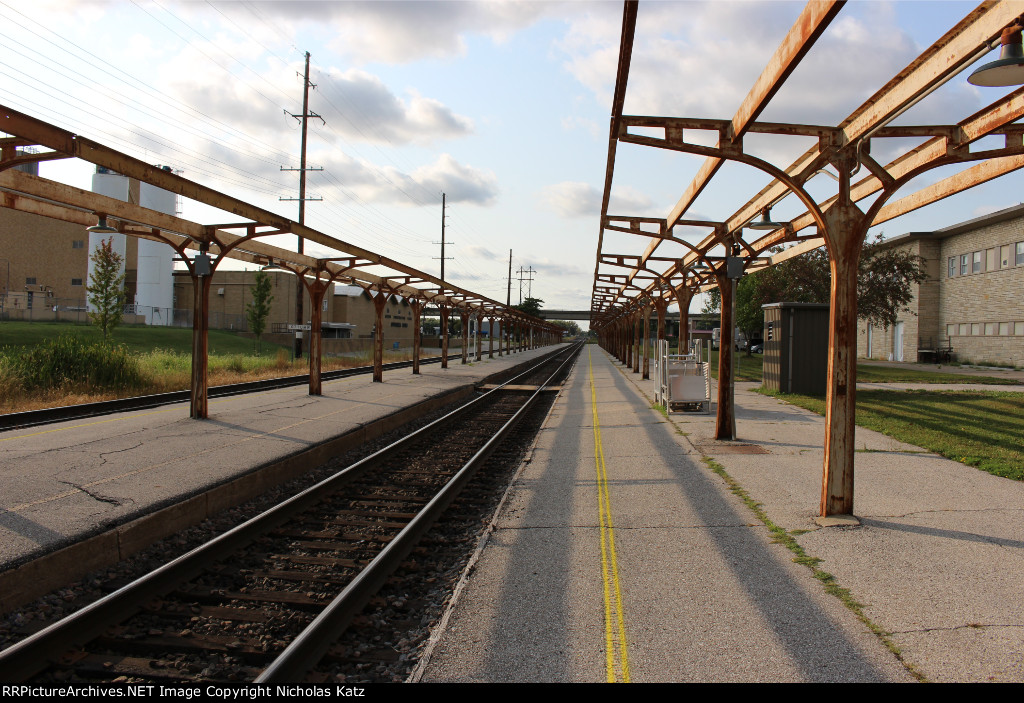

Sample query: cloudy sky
[2,1,1019,321]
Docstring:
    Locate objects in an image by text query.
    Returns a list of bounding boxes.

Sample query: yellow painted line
[588,347,631,683]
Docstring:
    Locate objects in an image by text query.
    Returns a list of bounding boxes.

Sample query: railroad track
[0,342,582,683]
[0,348,472,432]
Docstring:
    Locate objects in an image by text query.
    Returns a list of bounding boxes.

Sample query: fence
[0,297,249,331]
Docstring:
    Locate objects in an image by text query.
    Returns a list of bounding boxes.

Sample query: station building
[857,203,1024,367]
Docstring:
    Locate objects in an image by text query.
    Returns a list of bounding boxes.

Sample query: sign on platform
[287,324,312,331]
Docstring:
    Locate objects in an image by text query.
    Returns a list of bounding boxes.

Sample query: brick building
[857,204,1024,367]
[172,271,415,347]
[0,207,155,324]
[1,205,415,348]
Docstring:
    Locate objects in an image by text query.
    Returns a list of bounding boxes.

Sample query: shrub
[2,334,147,391]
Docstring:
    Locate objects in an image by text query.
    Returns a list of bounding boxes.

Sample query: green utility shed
[761,302,830,395]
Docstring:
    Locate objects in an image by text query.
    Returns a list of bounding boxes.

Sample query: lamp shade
[747,207,783,231]
[968,26,1024,87]
[86,214,118,234]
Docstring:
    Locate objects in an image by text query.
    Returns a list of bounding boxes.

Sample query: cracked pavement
[634,377,1024,682]
[0,347,558,570]
[423,354,1024,683]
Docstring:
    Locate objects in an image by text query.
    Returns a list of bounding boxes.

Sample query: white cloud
[972,204,1004,218]
[317,69,473,145]
[540,181,653,218]
[556,1,984,165]
[411,154,499,206]
[561,115,603,140]
[159,45,473,148]
[318,152,498,207]
[253,0,551,64]
[465,245,500,260]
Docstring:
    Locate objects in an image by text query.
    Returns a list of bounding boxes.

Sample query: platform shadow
[600,354,895,682]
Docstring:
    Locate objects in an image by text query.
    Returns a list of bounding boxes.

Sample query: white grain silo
[136,166,176,325]
[88,165,177,324]
[87,166,128,314]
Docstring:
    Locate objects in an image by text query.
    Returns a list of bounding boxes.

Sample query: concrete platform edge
[0,383,478,615]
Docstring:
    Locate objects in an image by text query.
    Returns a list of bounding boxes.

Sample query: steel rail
[0,343,581,682]
[258,342,583,682]
[0,350,459,433]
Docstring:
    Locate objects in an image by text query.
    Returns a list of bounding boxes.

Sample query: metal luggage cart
[654,340,710,413]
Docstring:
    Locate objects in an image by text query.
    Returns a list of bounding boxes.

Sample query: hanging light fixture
[969,24,1024,87]
[747,206,784,231]
[86,214,118,234]
[261,257,283,271]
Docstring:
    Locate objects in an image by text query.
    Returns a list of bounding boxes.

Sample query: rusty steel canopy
[591,1,1024,517]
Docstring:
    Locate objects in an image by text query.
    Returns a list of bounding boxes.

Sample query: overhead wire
[2,1,508,291]
[0,1,300,168]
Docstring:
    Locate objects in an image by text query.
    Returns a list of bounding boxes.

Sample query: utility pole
[506,250,512,307]
[433,193,453,281]
[516,265,536,305]
[281,50,324,360]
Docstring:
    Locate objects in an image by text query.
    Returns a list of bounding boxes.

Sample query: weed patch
[1,334,147,392]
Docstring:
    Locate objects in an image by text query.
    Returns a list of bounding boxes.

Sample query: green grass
[703,349,767,382]
[856,364,1017,385]
[0,321,288,357]
[694,348,1016,386]
[759,388,1024,481]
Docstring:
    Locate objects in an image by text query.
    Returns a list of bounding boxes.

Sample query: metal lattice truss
[0,106,545,323]
[593,1,1024,323]
[592,1,1024,516]
[0,105,559,416]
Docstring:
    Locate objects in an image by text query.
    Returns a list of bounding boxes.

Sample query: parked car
[750,341,764,354]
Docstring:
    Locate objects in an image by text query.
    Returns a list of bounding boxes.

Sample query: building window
[1000,322,1010,336]
[986,248,997,271]
[1017,242,1024,266]
[972,251,982,273]
[960,254,969,275]
[971,323,981,336]
[947,257,956,277]
[959,323,969,336]
[71,278,83,286]
[947,324,955,338]
[1016,322,1024,336]
[1001,245,1011,268]
[72,240,85,249]
[26,277,36,285]
[322,298,327,312]
[985,322,997,335]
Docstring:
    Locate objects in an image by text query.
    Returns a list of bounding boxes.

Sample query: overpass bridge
[539,311,722,329]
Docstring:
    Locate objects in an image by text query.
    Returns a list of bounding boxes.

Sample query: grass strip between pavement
[758,388,1024,482]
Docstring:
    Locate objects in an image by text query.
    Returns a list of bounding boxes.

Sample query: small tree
[246,271,274,356]
[551,319,581,336]
[700,235,925,355]
[514,297,545,317]
[87,237,127,342]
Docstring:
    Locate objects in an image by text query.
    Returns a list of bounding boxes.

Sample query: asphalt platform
[417,346,1024,683]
